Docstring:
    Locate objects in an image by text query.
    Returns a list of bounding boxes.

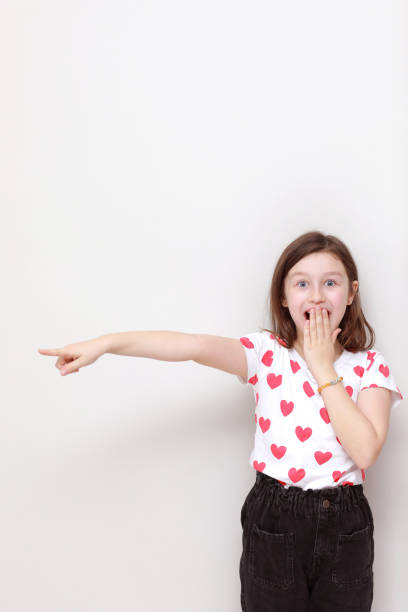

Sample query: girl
[38,231,403,611]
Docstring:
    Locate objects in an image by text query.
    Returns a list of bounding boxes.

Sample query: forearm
[316,366,379,470]
[99,330,200,361]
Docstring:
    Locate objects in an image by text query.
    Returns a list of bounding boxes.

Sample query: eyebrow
[290,271,344,278]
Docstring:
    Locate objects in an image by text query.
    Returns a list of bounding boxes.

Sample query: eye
[296,279,337,288]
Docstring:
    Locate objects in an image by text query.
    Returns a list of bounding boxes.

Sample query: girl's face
[282,252,358,342]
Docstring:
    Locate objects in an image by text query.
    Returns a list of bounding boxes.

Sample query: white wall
[2,1,407,610]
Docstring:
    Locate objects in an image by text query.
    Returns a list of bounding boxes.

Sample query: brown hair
[260,231,375,352]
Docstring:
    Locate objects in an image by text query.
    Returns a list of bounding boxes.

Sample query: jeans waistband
[255,470,365,515]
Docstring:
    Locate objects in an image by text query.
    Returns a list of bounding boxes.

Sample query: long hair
[261,231,375,352]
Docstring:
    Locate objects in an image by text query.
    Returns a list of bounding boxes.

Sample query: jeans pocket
[248,523,295,591]
[330,523,374,591]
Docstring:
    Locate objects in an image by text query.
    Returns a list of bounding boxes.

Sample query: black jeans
[239,471,374,611]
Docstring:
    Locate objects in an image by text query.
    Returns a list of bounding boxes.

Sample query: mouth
[304,310,331,321]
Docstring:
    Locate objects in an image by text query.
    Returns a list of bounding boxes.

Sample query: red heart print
[255,392,259,405]
[315,451,332,465]
[345,386,353,397]
[336,435,342,446]
[342,481,354,486]
[288,467,305,483]
[280,400,294,416]
[276,336,288,347]
[295,426,312,442]
[267,373,282,390]
[361,469,366,481]
[320,407,330,424]
[290,360,301,374]
[253,461,266,472]
[303,381,315,397]
[332,470,346,482]
[262,350,273,367]
[353,365,364,378]
[248,373,258,386]
[271,444,286,459]
[379,364,390,378]
[240,337,254,349]
[259,417,271,433]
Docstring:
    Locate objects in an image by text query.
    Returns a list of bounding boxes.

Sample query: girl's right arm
[38,331,248,380]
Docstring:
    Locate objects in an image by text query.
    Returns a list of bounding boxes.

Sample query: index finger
[37,348,62,356]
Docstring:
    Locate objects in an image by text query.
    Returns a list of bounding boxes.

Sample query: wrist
[96,333,115,354]
[314,365,338,387]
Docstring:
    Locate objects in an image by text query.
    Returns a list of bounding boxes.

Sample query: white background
[2,0,407,610]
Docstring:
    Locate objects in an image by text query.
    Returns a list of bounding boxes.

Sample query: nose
[308,300,326,310]
[308,288,326,304]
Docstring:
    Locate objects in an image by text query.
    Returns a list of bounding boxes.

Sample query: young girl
[38,231,403,611]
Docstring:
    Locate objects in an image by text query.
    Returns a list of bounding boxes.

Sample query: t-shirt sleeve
[359,349,404,410]
[236,332,268,385]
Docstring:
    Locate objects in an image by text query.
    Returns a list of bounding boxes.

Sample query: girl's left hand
[303,307,342,378]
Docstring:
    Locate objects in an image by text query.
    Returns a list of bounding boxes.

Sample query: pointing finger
[38,348,62,356]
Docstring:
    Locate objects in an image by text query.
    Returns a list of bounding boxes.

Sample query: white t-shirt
[237,330,404,490]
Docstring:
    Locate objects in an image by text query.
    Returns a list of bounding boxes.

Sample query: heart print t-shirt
[237,330,404,490]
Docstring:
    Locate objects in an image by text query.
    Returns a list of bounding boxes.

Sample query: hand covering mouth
[304,309,331,320]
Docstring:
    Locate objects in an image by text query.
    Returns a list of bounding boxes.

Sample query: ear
[349,280,359,302]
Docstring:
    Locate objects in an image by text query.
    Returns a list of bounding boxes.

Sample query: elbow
[358,448,380,471]
[356,432,383,470]
[358,458,373,471]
